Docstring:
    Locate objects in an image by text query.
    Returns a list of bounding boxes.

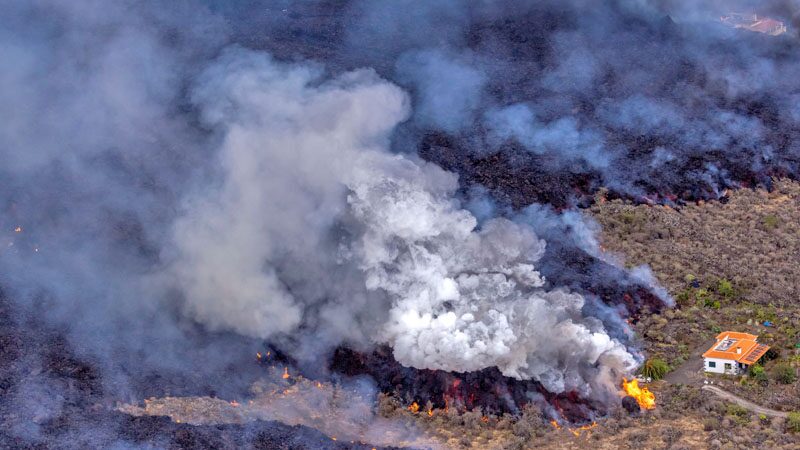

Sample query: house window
[708,361,716,368]
[724,363,732,371]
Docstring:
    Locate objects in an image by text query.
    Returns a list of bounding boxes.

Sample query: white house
[703,331,770,375]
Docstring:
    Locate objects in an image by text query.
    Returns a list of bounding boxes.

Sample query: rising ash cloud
[1,0,797,445]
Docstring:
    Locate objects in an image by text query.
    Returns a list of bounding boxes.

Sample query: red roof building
[703,331,770,375]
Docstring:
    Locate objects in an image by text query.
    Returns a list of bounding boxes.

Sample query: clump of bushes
[773,362,797,384]
[620,210,642,225]
[716,278,735,299]
[726,403,750,425]
[703,418,719,431]
[762,214,780,230]
[787,412,800,433]
[675,286,721,309]
[749,364,768,385]
[641,358,670,380]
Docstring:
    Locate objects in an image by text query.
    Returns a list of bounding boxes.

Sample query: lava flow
[622,378,656,410]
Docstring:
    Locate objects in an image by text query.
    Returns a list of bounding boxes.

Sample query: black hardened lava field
[3,1,800,449]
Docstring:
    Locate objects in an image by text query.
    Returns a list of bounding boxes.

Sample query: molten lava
[622,378,655,410]
[568,422,597,437]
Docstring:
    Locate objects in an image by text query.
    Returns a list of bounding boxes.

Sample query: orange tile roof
[702,331,769,363]
[714,331,758,341]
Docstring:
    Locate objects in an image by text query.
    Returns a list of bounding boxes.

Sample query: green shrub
[620,211,638,224]
[788,412,800,433]
[726,404,748,417]
[641,358,670,380]
[726,403,750,425]
[773,362,797,384]
[675,289,693,307]
[750,364,768,384]
[717,278,734,299]
[762,214,780,230]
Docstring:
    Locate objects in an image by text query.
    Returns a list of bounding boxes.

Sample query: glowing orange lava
[622,377,656,410]
[568,422,597,437]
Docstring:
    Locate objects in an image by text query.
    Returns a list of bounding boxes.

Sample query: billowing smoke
[170,48,637,400]
[6,0,799,443]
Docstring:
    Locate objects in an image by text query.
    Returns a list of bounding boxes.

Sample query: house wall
[704,357,740,374]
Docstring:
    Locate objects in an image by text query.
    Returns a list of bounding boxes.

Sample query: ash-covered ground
[2,1,800,448]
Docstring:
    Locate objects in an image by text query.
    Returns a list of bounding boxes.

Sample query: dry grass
[590,179,800,307]
[591,178,800,414]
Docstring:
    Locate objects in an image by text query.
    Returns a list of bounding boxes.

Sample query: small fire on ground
[622,378,656,410]
[549,419,597,437]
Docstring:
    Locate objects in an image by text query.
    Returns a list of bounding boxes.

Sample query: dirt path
[701,385,788,418]
[663,338,789,418]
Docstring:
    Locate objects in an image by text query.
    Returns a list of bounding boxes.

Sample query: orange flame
[408,402,420,414]
[316,381,322,388]
[550,419,561,430]
[282,367,290,379]
[622,378,655,410]
[256,352,262,360]
[568,422,597,437]
[427,408,433,417]
[481,416,489,423]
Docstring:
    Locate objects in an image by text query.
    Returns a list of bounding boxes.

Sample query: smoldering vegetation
[2,0,798,447]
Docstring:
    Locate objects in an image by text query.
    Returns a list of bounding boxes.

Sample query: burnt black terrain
[0,291,397,450]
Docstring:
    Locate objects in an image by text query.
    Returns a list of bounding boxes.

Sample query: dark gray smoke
[4,0,796,444]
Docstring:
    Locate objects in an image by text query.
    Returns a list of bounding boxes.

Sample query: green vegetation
[674,278,740,309]
[696,288,721,309]
[750,363,768,384]
[675,286,722,309]
[726,403,750,425]
[788,412,800,433]
[619,210,640,225]
[640,358,669,380]
[716,278,734,299]
[762,214,780,230]
[773,362,797,384]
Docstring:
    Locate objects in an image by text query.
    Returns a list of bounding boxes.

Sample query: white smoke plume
[170,48,637,400]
